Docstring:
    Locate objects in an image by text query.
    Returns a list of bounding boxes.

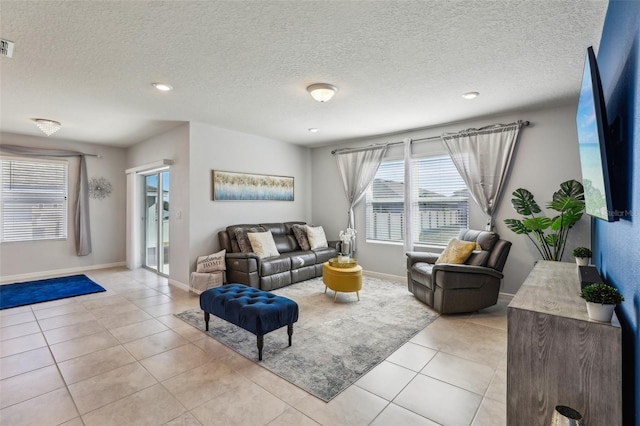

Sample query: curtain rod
[331,120,530,155]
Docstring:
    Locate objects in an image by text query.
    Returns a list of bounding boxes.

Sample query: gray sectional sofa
[218,222,338,291]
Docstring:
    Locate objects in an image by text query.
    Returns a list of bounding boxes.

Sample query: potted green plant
[580,283,624,322]
[572,247,592,266]
[504,179,585,261]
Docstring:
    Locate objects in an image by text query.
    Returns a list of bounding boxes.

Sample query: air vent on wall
[1,39,15,58]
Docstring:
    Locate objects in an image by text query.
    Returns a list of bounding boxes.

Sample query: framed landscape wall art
[212,170,294,201]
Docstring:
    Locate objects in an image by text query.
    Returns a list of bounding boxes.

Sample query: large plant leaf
[551,208,584,230]
[504,219,530,234]
[545,233,560,248]
[511,188,541,216]
[553,179,585,202]
[523,217,552,231]
[547,196,585,213]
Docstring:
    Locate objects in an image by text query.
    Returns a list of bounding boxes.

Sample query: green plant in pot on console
[504,179,585,261]
[580,283,624,322]
[572,246,592,266]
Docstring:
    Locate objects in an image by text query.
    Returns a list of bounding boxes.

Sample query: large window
[0,157,68,243]
[366,154,469,246]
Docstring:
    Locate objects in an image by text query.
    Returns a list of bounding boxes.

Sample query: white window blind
[366,154,469,246]
[366,160,405,243]
[0,157,68,243]
[412,155,469,246]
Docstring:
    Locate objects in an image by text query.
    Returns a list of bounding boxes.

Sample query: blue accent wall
[594,0,640,423]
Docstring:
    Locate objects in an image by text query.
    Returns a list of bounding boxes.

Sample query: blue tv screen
[576,46,615,222]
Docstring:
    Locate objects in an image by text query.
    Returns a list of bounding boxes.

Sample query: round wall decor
[89,177,112,200]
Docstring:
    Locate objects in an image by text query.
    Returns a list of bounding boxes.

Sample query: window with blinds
[0,157,68,243]
[365,154,469,246]
[412,155,469,246]
[365,160,405,243]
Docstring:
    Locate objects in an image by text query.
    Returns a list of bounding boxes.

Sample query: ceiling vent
[1,39,15,58]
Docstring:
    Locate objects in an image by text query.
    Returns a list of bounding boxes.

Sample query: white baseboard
[499,291,515,300]
[168,278,190,292]
[0,262,127,285]
[362,269,407,283]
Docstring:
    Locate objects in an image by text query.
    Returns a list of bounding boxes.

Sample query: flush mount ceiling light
[307,83,338,102]
[153,82,173,91]
[462,91,480,99]
[33,119,62,136]
[308,128,319,133]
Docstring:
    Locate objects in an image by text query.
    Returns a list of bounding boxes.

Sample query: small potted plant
[580,283,624,322]
[572,247,592,266]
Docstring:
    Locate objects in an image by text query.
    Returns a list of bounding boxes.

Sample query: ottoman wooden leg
[257,335,264,361]
[287,323,293,346]
[204,312,210,331]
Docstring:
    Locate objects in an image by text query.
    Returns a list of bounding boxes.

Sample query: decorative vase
[585,301,616,322]
[575,257,589,266]
[340,241,351,257]
[550,405,585,425]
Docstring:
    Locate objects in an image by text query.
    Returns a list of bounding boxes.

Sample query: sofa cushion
[436,239,476,264]
[306,225,328,249]
[260,255,292,276]
[234,226,266,253]
[261,223,299,254]
[313,247,336,264]
[196,249,226,273]
[458,229,498,251]
[291,224,311,251]
[466,250,490,266]
[247,231,280,259]
[289,251,316,269]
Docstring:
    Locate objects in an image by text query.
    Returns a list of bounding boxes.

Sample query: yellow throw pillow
[436,239,477,264]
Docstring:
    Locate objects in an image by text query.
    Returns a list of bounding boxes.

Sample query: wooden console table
[507,261,621,425]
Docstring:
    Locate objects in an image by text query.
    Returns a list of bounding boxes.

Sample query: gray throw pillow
[235,227,265,253]
[292,224,311,251]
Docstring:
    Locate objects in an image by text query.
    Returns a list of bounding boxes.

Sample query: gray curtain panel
[441,121,523,230]
[403,138,414,253]
[335,145,387,250]
[0,144,93,256]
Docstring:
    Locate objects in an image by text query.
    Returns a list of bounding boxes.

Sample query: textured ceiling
[0,1,608,147]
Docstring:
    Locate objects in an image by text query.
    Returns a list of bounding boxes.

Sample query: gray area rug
[175,276,438,401]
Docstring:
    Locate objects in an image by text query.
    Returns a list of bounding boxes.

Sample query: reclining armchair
[406,229,512,314]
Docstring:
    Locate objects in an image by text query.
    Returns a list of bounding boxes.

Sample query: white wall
[188,122,312,275]
[0,132,127,280]
[126,124,190,286]
[124,122,312,287]
[311,103,591,294]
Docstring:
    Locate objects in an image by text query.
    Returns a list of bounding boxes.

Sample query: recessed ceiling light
[308,128,319,133]
[462,91,479,99]
[153,83,173,91]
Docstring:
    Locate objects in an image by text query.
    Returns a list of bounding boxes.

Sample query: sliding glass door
[144,170,169,275]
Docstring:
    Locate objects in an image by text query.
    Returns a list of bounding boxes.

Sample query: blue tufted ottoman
[199,284,299,361]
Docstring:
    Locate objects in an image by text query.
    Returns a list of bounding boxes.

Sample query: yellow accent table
[322,261,363,302]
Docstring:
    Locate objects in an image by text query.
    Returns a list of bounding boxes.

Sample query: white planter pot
[585,301,616,322]
[575,257,590,266]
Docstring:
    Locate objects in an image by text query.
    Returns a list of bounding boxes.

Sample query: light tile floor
[0,267,508,426]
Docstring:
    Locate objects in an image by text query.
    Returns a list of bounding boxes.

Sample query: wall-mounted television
[576,46,616,222]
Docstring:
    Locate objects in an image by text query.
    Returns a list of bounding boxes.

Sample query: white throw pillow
[306,225,328,249]
[247,231,280,258]
[196,249,226,273]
